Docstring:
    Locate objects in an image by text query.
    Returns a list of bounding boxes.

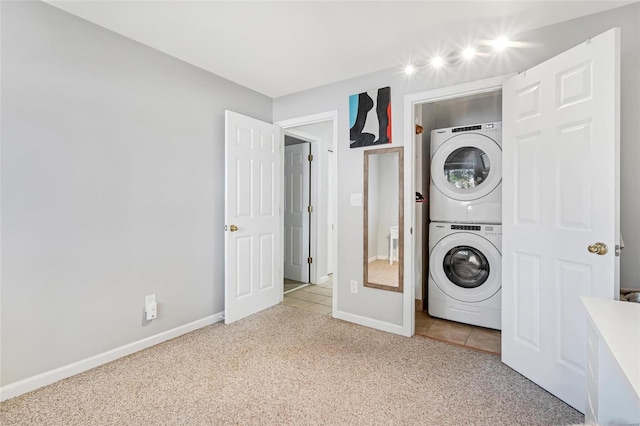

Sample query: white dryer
[430,122,502,223]
[428,222,501,330]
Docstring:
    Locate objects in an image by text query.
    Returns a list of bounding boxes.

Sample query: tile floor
[415,310,501,355]
[284,278,308,293]
[282,276,500,355]
[282,279,333,315]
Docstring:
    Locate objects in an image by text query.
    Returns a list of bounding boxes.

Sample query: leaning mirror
[363,147,403,292]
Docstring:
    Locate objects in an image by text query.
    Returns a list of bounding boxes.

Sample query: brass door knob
[587,242,608,255]
[229,224,238,232]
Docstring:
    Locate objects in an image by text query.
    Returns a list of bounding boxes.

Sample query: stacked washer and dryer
[428,122,502,330]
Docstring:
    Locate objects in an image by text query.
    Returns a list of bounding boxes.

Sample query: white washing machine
[428,222,501,330]
[430,122,502,223]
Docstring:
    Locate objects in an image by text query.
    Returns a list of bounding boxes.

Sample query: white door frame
[276,111,338,314]
[326,149,335,275]
[403,74,515,335]
[284,129,320,284]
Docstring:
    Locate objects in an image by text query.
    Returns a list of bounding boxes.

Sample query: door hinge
[308,205,313,213]
[308,154,313,162]
[307,257,313,264]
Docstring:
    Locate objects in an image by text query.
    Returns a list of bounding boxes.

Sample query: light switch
[350,193,362,207]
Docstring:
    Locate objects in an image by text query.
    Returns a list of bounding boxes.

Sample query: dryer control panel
[452,124,482,133]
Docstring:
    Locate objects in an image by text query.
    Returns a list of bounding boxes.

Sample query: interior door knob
[587,242,608,255]
[229,224,238,232]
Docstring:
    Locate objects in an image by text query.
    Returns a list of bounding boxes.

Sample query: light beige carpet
[368,260,399,288]
[0,305,583,425]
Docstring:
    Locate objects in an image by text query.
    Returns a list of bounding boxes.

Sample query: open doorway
[276,113,338,315]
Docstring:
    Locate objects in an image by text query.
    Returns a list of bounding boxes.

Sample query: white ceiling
[47,1,634,98]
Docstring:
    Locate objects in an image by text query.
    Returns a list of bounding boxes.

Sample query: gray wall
[284,135,307,146]
[1,1,271,386]
[431,93,503,129]
[273,3,640,325]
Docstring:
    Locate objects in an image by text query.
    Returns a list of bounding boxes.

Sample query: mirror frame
[363,147,404,292]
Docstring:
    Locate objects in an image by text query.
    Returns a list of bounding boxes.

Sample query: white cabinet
[582,297,640,424]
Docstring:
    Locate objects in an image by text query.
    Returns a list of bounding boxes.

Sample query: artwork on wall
[349,86,391,148]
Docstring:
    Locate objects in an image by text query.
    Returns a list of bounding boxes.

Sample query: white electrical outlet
[145,294,157,320]
[350,280,358,294]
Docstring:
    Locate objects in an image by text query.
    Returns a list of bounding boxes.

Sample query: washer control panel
[436,121,503,136]
[451,224,481,231]
[452,124,482,133]
[449,223,502,236]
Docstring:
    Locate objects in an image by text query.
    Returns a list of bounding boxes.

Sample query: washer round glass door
[429,233,501,302]
[431,133,502,202]
[443,245,490,289]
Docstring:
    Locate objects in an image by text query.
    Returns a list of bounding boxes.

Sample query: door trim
[276,110,338,316]
[403,74,515,336]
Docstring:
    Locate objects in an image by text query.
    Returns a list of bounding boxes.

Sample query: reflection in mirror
[363,147,403,292]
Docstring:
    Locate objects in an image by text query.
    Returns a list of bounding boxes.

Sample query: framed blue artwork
[349,86,391,148]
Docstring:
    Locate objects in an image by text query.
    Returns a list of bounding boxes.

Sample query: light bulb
[404,64,416,75]
[431,56,445,68]
[462,47,476,60]
[492,37,510,51]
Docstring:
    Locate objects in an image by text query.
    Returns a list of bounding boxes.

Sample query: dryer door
[431,133,502,201]
[429,232,501,302]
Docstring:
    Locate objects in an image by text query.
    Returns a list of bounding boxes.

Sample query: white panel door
[502,28,620,412]
[225,111,282,324]
[284,142,310,283]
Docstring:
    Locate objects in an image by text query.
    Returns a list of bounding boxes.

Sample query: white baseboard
[0,312,224,402]
[333,309,409,336]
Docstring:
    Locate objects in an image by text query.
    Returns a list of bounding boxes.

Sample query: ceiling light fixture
[431,56,445,68]
[462,47,476,60]
[404,64,416,75]
[402,36,520,75]
[491,37,510,51]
